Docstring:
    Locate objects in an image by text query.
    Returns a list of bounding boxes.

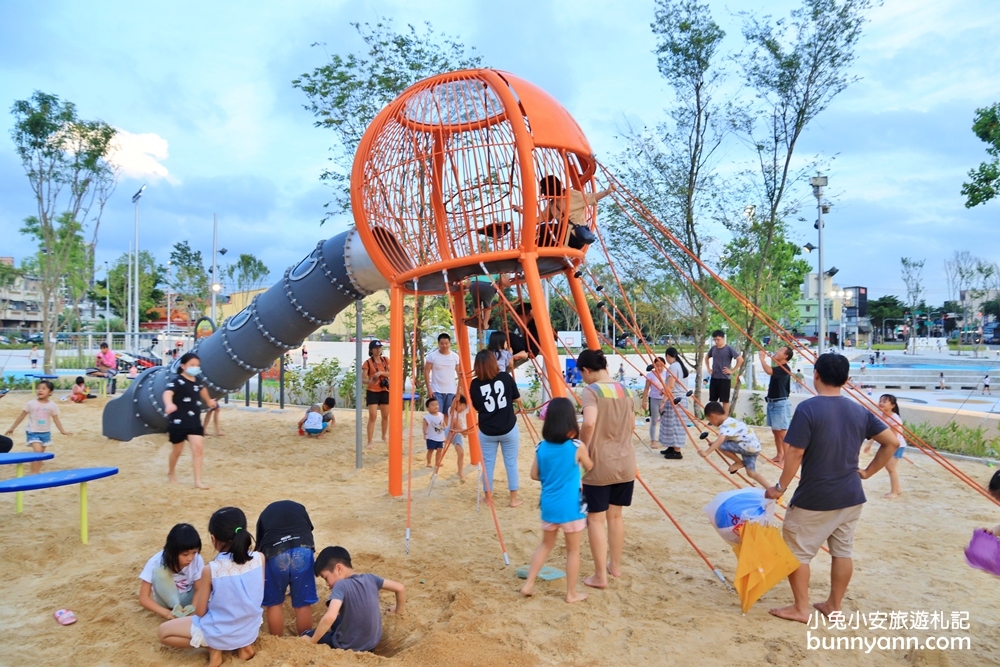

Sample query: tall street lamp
[810,174,829,354]
[210,213,227,324]
[104,260,111,347]
[132,184,146,353]
[166,260,172,347]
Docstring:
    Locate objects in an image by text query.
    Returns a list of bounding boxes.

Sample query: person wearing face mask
[163,352,217,490]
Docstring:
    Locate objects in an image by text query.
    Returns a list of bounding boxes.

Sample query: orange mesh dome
[350,69,597,292]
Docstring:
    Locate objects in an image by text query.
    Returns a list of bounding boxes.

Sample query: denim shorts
[765,398,792,430]
[433,392,455,416]
[262,547,319,608]
[720,440,758,471]
[26,431,52,446]
[426,438,444,451]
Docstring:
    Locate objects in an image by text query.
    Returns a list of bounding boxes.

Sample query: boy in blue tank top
[520,398,594,604]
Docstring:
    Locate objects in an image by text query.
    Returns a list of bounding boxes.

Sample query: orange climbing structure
[349,69,603,497]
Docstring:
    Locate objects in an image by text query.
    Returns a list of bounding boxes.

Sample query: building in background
[0,256,43,333]
[794,273,871,347]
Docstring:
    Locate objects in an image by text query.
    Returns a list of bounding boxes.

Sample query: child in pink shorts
[521,398,594,603]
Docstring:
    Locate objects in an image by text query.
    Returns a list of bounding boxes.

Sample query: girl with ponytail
[158,507,264,666]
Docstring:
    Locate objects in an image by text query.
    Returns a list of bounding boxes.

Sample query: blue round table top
[0,467,118,492]
[28,374,60,380]
[0,452,55,465]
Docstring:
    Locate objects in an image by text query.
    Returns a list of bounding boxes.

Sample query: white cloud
[108,128,177,184]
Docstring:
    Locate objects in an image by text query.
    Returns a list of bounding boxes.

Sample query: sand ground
[1,393,998,667]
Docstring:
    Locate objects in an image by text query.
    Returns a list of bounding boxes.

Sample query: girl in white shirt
[863,394,906,499]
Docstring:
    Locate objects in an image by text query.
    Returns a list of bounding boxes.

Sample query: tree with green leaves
[867,295,905,340]
[605,0,726,397]
[22,212,94,334]
[88,250,163,322]
[725,0,878,399]
[962,103,1000,208]
[294,19,482,377]
[716,216,811,391]
[11,91,118,370]
[293,19,482,222]
[169,241,209,323]
[225,253,271,295]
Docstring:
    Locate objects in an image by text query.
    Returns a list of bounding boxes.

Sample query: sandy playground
[1,393,999,667]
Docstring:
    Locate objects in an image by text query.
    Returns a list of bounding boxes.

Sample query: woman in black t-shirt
[469,350,522,507]
[163,352,216,489]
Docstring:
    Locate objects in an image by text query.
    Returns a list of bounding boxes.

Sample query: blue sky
[1,0,998,305]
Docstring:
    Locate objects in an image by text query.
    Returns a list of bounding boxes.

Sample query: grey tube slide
[102,228,388,441]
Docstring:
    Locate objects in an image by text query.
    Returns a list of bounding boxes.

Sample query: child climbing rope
[700,401,770,488]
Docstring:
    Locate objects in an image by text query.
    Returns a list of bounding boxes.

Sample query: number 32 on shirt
[478,380,507,412]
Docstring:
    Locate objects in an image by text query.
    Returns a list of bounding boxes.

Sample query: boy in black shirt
[256,500,317,635]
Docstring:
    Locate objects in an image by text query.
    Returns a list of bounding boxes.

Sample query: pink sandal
[54,609,77,626]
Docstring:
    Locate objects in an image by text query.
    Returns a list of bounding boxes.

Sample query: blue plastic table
[27,373,59,389]
[0,452,55,513]
[0,467,118,543]
[402,393,421,416]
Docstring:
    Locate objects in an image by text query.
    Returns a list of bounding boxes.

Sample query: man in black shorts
[704,330,743,415]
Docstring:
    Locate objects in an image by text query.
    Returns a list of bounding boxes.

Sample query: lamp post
[104,260,110,347]
[810,175,828,354]
[166,260,172,349]
[132,184,146,353]
[126,241,132,349]
[209,214,227,324]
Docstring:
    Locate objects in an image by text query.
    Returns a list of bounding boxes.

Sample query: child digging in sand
[700,401,770,488]
[158,507,264,667]
[302,405,328,437]
[139,524,204,619]
[423,396,446,468]
[4,380,71,474]
[301,546,406,652]
[521,397,594,603]
[70,376,96,403]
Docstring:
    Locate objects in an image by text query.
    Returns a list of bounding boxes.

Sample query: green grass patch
[907,421,1000,459]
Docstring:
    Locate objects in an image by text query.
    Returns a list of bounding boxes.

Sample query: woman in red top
[362,340,390,448]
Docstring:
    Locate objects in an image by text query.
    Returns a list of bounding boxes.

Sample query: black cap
[314,546,352,576]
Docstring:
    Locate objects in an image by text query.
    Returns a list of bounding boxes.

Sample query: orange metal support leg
[448,284,482,466]
[388,285,405,497]
[522,255,566,398]
[566,267,600,350]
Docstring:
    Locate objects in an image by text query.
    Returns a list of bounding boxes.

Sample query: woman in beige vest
[576,348,636,589]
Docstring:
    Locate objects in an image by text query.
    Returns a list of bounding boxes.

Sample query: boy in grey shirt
[301,546,405,652]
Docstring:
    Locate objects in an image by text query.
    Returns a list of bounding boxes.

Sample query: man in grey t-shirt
[303,546,405,651]
[703,330,743,415]
[765,353,898,624]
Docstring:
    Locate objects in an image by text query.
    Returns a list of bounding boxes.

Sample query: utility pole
[811,175,828,355]
[132,185,146,353]
[211,214,218,324]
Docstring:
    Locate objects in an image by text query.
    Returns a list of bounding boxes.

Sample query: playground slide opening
[102,228,388,441]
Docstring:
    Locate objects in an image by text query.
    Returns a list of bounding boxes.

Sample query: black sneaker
[662,449,680,459]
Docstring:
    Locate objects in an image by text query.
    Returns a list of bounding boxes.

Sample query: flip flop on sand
[172,604,196,617]
[53,609,77,626]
